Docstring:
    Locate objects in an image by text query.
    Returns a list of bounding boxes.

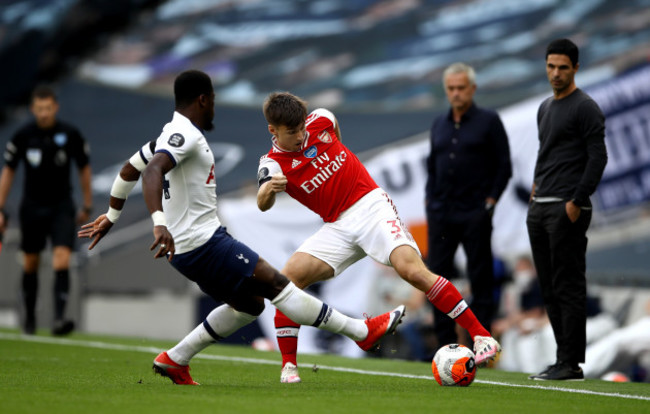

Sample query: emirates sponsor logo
[300,150,348,194]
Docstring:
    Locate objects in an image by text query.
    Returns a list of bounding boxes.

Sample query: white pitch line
[2,332,649,402]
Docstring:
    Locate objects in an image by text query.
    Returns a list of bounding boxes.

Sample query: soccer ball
[431,344,477,386]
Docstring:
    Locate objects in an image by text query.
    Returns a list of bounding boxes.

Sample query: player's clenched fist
[270,173,287,193]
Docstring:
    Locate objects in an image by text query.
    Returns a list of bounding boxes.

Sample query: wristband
[110,175,137,200]
[129,151,147,172]
[106,207,121,223]
[151,210,167,227]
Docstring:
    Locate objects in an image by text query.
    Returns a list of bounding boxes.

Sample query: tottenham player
[79,70,404,385]
[257,92,501,383]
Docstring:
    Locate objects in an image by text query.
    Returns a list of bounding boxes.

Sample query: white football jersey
[150,111,221,254]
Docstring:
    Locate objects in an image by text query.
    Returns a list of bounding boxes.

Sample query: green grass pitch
[0,328,648,414]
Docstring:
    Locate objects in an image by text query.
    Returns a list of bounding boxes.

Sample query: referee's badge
[54,133,67,146]
[168,133,185,147]
[26,148,42,167]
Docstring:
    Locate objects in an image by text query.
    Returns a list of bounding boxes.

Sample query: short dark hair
[546,38,579,66]
[263,92,307,128]
[31,85,57,102]
[174,70,213,108]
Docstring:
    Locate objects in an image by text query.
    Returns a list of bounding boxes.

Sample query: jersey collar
[173,111,204,135]
[270,133,309,153]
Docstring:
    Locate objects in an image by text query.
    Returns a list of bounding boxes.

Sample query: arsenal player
[257,92,501,383]
[79,71,404,385]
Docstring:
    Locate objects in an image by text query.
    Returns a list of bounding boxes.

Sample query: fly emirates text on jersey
[300,150,348,194]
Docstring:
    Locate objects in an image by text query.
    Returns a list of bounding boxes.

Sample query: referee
[0,85,92,335]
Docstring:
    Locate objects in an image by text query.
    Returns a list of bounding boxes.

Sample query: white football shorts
[296,188,421,276]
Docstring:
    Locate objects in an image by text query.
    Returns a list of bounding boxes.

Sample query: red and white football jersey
[258,108,378,222]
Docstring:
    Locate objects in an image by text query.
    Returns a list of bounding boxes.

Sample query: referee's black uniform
[3,118,90,333]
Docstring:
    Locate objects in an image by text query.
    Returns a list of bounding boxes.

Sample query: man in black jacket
[527,39,608,381]
[426,62,512,351]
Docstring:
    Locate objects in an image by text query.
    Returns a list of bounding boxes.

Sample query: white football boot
[473,335,502,367]
[280,362,301,383]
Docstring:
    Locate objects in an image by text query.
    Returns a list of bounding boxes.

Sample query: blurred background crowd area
[1,0,650,381]
[2,0,650,113]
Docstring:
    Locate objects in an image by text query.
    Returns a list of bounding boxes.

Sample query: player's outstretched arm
[78,160,142,249]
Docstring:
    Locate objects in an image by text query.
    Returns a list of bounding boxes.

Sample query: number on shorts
[387,219,401,234]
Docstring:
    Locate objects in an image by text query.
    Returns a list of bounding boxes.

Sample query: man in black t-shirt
[527,39,607,381]
[0,86,93,335]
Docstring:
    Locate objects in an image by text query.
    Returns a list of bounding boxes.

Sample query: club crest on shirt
[317,130,332,143]
[26,148,42,167]
[168,133,185,147]
[54,132,67,146]
[303,145,318,158]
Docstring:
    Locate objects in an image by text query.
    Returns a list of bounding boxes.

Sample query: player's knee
[232,298,265,316]
[23,254,39,273]
[52,247,71,269]
[246,300,265,316]
[271,270,290,294]
[252,257,289,297]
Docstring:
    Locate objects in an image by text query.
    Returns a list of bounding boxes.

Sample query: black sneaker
[528,361,559,379]
[529,361,584,381]
[52,320,75,336]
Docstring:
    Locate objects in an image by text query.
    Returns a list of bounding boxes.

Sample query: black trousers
[526,201,591,365]
[426,208,495,346]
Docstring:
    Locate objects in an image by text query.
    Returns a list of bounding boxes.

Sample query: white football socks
[167,304,257,365]
[271,282,367,341]
[167,282,369,366]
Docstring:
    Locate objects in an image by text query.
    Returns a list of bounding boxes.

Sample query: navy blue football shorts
[170,226,260,302]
